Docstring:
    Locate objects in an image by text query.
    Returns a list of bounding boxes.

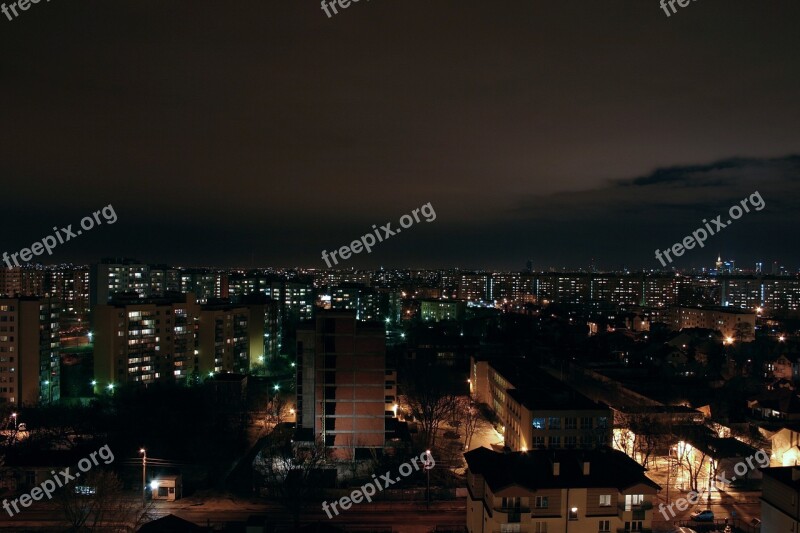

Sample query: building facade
[465,447,660,533]
[296,311,390,460]
[0,297,60,405]
[94,294,201,387]
[762,466,800,532]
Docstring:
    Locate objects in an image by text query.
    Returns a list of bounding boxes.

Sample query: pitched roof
[137,514,204,533]
[464,446,660,492]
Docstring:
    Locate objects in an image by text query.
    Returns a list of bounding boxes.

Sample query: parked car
[690,510,715,522]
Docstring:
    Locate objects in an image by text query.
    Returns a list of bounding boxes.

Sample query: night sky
[2,1,799,270]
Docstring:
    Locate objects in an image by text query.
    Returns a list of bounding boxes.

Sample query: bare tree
[451,396,480,451]
[404,366,460,451]
[613,411,668,469]
[60,470,153,532]
[675,443,710,493]
[254,436,330,529]
[262,394,291,430]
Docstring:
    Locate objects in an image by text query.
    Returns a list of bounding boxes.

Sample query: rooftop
[762,466,800,490]
[464,446,660,492]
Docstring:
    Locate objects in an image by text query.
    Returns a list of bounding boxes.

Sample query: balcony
[618,501,653,512]
[493,506,530,523]
[618,501,652,521]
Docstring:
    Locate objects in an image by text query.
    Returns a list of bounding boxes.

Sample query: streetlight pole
[425,449,431,510]
[139,448,147,508]
[11,412,16,430]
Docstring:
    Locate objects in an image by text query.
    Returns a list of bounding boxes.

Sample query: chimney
[583,461,590,475]
[553,462,560,476]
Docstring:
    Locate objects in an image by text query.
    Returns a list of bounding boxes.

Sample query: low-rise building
[762,466,800,532]
[470,357,612,451]
[465,446,660,533]
[506,387,611,451]
[674,306,756,341]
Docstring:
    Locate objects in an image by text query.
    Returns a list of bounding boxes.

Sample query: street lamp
[11,412,16,430]
[425,449,432,509]
[139,448,147,508]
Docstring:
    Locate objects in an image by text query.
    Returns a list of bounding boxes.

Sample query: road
[0,494,466,532]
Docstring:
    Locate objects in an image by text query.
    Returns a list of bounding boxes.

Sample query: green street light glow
[91,380,97,386]
[107,384,114,390]
[273,384,280,391]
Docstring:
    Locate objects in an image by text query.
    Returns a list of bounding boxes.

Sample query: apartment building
[720,275,800,314]
[179,269,224,302]
[674,306,756,340]
[90,259,151,306]
[458,273,490,302]
[762,466,800,532]
[465,446,660,533]
[328,284,392,323]
[0,267,46,297]
[93,294,201,387]
[505,387,611,452]
[296,311,391,460]
[198,303,259,375]
[149,265,181,296]
[0,297,60,406]
[420,299,466,322]
[94,293,268,387]
[471,357,611,451]
[46,267,90,329]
